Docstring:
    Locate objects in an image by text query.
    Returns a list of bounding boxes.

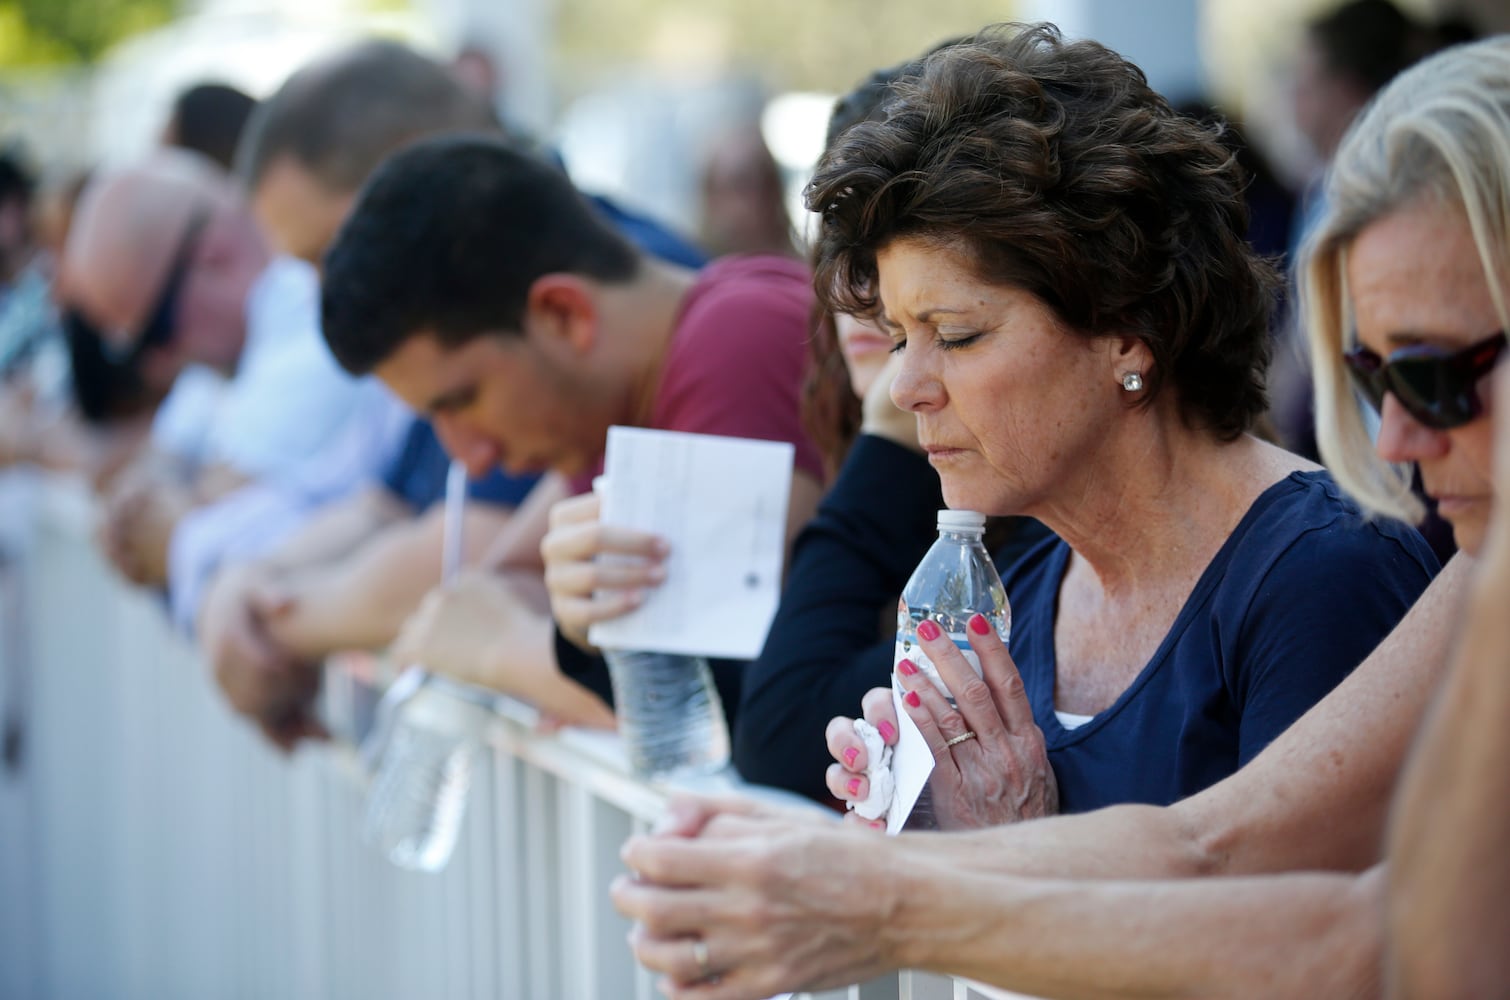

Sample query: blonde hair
[1303,35,1510,521]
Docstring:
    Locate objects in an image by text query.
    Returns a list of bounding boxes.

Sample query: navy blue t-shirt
[381,418,540,510]
[1006,469,1438,813]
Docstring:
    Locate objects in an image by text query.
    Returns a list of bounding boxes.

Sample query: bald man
[60,150,375,591]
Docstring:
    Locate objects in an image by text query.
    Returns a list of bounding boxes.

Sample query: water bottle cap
[937,509,986,532]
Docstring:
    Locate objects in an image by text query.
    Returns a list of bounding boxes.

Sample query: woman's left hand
[614,798,901,999]
[896,613,1058,829]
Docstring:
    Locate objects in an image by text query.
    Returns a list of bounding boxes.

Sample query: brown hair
[806,23,1280,441]
[238,40,501,195]
[800,305,862,479]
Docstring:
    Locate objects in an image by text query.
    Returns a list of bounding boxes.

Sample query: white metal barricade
[0,473,1022,1000]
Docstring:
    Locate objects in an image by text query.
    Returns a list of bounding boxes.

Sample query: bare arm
[390,569,616,728]
[897,862,1385,1000]
[264,501,516,656]
[481,471,568,572]
[618,809,1387,1000]
[254,485,413,575]
[1385,541,1510,997]
[934,553,1470,881]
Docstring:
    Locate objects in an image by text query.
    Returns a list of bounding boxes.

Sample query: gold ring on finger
[943,730,978,750]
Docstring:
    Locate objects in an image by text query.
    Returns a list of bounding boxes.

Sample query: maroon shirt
[574,253,824,491]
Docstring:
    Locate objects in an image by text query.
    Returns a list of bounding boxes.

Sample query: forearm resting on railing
[893,854,1385,1000]
[942,555,1470,885]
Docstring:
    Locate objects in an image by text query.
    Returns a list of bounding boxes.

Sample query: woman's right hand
[540,491,669,648]
[823,687,901,827]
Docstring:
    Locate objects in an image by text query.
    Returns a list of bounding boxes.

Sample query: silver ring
[943,730,978,750]
[692,939,711,979]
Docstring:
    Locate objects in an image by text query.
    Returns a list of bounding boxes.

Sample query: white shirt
[152,256,375,478]
[160,255,414,633]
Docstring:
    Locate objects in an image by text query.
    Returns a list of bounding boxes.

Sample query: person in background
[57,151,375,592]
[611,34,1509,999]
[161,83,258,172]
[540,48,1052,803]
[0,149,58,387]
[696,124,797,258]
[317,133,823,731]
[816,21,1435,823]
[1268,0,1472,542]
[197,40,706,746]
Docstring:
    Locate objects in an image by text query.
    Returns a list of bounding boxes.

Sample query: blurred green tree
[0,0,181,67]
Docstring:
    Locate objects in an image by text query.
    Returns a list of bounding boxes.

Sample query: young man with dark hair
[319,133,824,728]
[196,41,709,746]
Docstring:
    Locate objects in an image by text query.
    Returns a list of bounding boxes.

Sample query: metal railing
[0,472,1024,1000]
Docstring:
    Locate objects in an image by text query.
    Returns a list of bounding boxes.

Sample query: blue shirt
[381,418,540,510]
[1005,470,1438,813]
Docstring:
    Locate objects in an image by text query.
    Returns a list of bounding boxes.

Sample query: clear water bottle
[895,510,1012,701]
[362,678,490,872]
[602,649,730,780]
[895,510,1011,829]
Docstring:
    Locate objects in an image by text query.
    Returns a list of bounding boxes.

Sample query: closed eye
[938,332,983,351]
[428,385,478,415]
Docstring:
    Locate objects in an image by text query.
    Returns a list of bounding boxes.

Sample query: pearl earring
[1121,372,1144,392]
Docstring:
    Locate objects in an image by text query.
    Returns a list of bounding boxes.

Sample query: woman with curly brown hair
[611,32,1508,1000]
[801,22,1437,828]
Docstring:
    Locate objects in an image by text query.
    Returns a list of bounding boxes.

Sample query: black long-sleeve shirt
[556,435,1047,802]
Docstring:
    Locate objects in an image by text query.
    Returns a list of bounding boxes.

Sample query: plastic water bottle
[602,649,730,780]
[895,510,1010,828]
[362,679,491,872]
[362,462,487,872]
[895,510,1012,701]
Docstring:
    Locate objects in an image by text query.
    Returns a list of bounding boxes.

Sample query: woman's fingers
[824,715,868,772]
[626,926,773,1000]
[912,620,1014,741]
[963,613,1037,732]
[613,876,726,938]
[859,687,900,744]
[825,762,869,803]
[841,810,887,831]
[892,663,961,764]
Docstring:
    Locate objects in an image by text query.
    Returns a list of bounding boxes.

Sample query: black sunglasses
[96,206,210,368]
[1342,329,1507,431]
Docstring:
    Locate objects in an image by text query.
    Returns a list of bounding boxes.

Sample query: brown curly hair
[805,22,1280,441]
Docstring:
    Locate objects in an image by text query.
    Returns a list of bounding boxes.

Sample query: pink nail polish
[878,720,897,743]
[843,746,859,767]
[969,613,991,636]
[870,820,885,830]
[897,658,918,677]
[905,690,921,708]
[917,619,942,642]
[847,777,861,796]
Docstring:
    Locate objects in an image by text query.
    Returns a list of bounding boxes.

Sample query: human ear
[1104,333,1153,389]
[525,274,598,355]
